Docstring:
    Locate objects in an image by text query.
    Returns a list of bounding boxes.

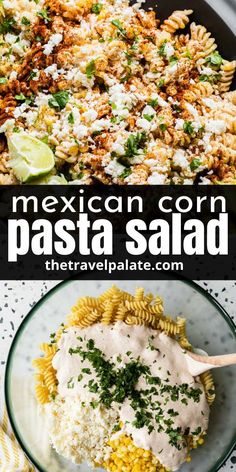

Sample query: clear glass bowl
[5,279,236,472]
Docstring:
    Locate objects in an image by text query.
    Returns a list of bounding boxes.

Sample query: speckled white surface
[0,280,235,471]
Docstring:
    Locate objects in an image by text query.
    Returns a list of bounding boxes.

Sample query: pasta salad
[33,285,215,471]
[0,0,235,184]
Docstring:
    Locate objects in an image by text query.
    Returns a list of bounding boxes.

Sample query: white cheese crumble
[73,124,88,139]
[205,120,227,134]
[147,173,166,184]
[105,159,125,177]
[175,119,185,130]
[136,118,152,131]
[83,109,98,122]
[173,150,189,169]
[163,42,175,59]
[43,34,63,56]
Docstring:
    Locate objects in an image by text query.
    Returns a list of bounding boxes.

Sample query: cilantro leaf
[119,168,131,179]
[48,91,70,110]
[86,60,96,79]
[37,9,51,22]
[206,52,223,68]
[92,3,103,14]
[68,112,75,124]
[190,158,201,171]
[111,19,127,37]
[143,114,154,122]
[183,121,194,135]
[148,98,159,107]
[0,16,16,34]
[21,17,31,26]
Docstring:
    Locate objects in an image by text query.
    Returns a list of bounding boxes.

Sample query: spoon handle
[188,352,236,368]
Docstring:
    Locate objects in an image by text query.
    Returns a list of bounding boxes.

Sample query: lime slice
[32,174,68,185]
[7,132,55,182]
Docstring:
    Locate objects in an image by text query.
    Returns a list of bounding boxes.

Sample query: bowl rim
[4,275,236,472]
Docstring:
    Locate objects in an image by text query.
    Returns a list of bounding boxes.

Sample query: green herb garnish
[0,16,16,34]
[190,158,201,171]
[21,17,31,26]
[111,19,126,37]
[206,52,223,68]
[183,121,194,135]
[37,9,51,22]
[86,60,96,79]
[92,3,103,14]
[68,112,75,124]
[148,98,159,108]
[159,123,167,132]
[48,91,70,110]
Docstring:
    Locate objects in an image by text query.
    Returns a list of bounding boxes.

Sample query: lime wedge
[32,174,68,185]
[7,132,55,182]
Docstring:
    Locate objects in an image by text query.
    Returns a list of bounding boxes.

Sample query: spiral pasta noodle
[161,10,193,33]
[219,60,236,93]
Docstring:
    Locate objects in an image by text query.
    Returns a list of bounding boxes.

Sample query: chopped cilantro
[77,374,83,382]
[169,55,178,65]
[91,3,103,14]
[86,60,96,79]
[125,51,133,65]
[157,79,165,89]
[111,19,126,37]
[28,70,37,81]
[82,368,92,374]
[143,114,154,122]
[192,426,202,435]
[67,378,74,389]
[21,17,31,26]
[148,98,159,107]
[206,52,223,68]
[68,112,75,124]
[167,427,182,449]
[183,121,194,135]
[199,74,221,84]
[173,104,181,113]
[112,423,121,433]
[37,9,51,22]
[159,123,167,132]
[159,40,167,57]
[190,158,201,171]
[90,400,99,409]
[124,132,147,158]
[48,91,70,110]
[0,16,16,34]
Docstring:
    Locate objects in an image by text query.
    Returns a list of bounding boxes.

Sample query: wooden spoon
[185,351,236,376]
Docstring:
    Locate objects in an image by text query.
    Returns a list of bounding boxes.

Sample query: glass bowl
[5,278,236,472]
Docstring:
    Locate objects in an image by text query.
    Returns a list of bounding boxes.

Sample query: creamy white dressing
[53,322,209,471]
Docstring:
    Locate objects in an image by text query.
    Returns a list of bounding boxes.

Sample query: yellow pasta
[200,371,216,405]
[161,10,193,33]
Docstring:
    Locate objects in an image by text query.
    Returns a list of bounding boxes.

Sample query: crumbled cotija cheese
[45,395,118,466]
[43,34,63,56]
